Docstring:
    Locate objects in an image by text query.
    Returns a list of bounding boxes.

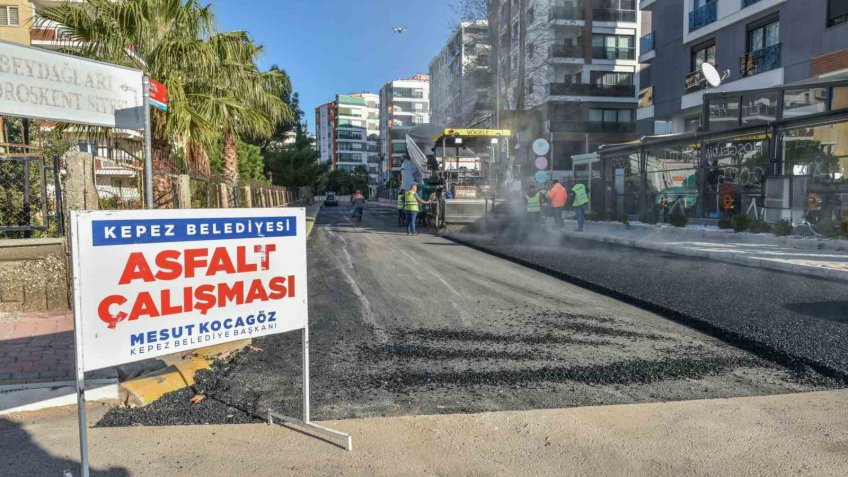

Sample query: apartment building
[638,0,848,135]
[488,0,642,170]
[379,74,430,175]
[0,0,74,48]
[429,20,494,128]
[314,93,381,183]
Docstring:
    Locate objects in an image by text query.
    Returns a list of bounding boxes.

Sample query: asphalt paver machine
[405,126,512,232]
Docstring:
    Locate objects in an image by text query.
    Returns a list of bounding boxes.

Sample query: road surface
[100,201,839,426]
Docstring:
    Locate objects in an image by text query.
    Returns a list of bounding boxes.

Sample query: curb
[118,340,251,407]
[0,378,119,415]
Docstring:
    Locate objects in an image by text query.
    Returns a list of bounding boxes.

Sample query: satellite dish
[702,63,722,88]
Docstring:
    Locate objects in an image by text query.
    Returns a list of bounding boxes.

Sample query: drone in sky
[393,27,407,34]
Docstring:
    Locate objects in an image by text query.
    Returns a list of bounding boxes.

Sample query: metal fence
[0,144,63,237]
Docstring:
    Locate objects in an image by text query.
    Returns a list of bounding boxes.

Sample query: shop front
[598,78,848,230]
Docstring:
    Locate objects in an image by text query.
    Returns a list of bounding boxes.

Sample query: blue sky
[213,0,458,130]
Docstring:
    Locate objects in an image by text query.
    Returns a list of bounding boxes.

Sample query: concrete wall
[0,239,67,313]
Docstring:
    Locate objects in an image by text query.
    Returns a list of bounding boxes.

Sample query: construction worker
[546,180,568,228]
[404,184,431,236]
[525,185,544,225]
[396,189,406,226]
[571,181,590,231]
[351,190,366,223]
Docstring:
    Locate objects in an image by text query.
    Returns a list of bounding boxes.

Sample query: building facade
[379,74,430,175]
[638,0,848,135]
[429,20,494,128]
[314,94,381,183]
[488,0,642,171]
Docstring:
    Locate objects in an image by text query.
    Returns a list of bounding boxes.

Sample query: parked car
[324,192,338,206]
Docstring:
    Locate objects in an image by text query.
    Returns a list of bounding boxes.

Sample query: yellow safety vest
[404,191,419,212]
[396,195,404,209]
[526,192,542,213]
[572,183,589,207]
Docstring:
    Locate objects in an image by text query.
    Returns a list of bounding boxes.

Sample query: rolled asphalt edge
[0,204,322,415]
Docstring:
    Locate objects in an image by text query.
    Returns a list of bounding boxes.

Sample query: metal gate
[0,145,63,237]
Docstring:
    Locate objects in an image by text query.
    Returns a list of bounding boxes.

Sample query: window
[832,86,848,111]
[707,96,740,131]
[691,42,716,72]
[747,18,779,53]
[589,108,632,123]
[783,88,827,118]
[0,5,19,26]
[828,0,848,27]
[741,92,779,125]
[528,41,535,59]
[527,78,534,95]
[528,7,535,24]
[392,143,408,154]
[591,34,634,60]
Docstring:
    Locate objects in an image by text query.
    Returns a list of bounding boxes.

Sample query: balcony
[549,119,635,133]
[593,8,637,23]
[689,2,717,32]
[549,5,584,21]
[639,32,655,54]
[743,0,763,6]
[550,44,584,59]
[592,46,635,61]
[685,70,707,93]
[740,43,781,78]
[547,83,635,97]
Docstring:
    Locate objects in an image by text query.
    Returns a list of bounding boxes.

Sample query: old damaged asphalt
[100,202,843,427]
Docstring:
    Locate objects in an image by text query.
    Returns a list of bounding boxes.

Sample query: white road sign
[70,208,308,371]
[0,39,143,127]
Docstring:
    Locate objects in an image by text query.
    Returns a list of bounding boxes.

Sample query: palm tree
[194,32,291,184]
[38,0,291,185]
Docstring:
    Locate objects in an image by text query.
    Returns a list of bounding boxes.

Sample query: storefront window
[783,123,847,185]
[782,122,848,232]
[741,92,779,125]
[702,133,771,217]
[783,88,827,118]
[645,141,700,217]
[708,96,740,131]
[831,86,848,111]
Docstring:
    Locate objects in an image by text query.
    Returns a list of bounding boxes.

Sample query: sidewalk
[4,389,847,476]
[551,218,848,282]
[0,311,74,384]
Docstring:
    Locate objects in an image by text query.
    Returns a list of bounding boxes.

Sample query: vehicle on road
[324,192,338,206]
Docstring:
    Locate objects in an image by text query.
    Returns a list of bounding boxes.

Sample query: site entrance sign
[71,209,308,371]
[69,208,349,477]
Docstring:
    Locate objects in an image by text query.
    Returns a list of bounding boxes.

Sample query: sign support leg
[268,325,352,451]
[142,75,153,210]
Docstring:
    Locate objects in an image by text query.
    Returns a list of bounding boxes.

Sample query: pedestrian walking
[404,184,431,236]
[397,189,406,226]
[352,190,365,223]
[546,180,568,228]
[570,181,590,232]
[525,185,544,226]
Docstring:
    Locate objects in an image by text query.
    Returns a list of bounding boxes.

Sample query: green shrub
[718,217,732,229]
[639,206,659,225]
[748,220,771,234]
[669,209,688,228]
[731,214,751,232]
[773,219,792,236]
[815,216,838,238]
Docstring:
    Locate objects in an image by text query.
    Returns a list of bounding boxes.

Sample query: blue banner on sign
[91,216,297,246]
